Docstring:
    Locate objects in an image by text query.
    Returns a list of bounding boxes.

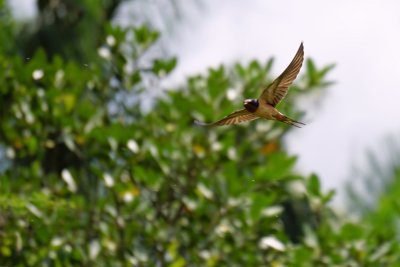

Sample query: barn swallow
[195,42,305,128]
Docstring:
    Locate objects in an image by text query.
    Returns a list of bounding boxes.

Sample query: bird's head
[243,99,259,113]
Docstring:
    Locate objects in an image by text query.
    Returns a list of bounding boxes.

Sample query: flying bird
[195,42,305,128]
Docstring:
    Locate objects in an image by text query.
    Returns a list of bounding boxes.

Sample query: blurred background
[1,0,400,266]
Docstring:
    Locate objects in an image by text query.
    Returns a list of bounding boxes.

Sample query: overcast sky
[10,0,400,205]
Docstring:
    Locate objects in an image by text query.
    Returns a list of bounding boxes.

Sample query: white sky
[9,0,400,205]
[8,0,36,19]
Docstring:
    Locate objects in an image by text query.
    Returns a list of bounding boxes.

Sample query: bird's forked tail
[277,115,306,128]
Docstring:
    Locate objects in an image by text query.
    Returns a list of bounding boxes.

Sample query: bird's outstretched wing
[195,109,258,127]
[259,42,304,107]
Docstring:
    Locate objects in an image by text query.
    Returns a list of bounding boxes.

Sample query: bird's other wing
[259,42,304,107]
[194,109,258,127]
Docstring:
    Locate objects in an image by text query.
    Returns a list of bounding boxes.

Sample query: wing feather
[260,42,304,106]
[195,109,258,127]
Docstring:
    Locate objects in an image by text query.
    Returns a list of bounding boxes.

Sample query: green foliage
[1,1,400,266]
[152,58,177,76]
[347,139,400,257]
[134,25,161,49]
[306,59,336,88]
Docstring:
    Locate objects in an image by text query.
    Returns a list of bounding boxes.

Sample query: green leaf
[306,58,335,88]
[152,58,177,76]
[321,189,336,204]
[255,153,298,181]
[307,174,320,196]
[250,193,274,221]
[133,25,160,48]
[130,70,141,86]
